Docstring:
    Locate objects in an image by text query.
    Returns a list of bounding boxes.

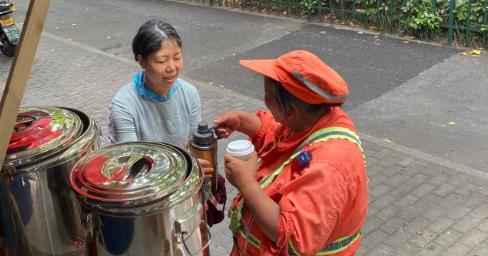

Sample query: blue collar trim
[134,71,179,102]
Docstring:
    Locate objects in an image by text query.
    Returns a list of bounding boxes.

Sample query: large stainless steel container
[0,106,100,256]
[70,142,210,256]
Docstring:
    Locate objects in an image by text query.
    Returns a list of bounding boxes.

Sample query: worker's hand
[224,153,258,191]
[213,111,241,139]
[197,158,214,178]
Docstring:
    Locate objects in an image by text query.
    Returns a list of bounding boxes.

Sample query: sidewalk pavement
[1,33,488,256]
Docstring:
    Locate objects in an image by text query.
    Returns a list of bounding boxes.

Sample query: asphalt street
[14,0,457,109]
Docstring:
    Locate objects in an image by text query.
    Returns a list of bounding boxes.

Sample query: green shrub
[218,0,488,48]
[301,0,319,14]
[402,0,443,31]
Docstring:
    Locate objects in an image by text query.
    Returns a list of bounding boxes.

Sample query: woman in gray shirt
[109,19,201,149]
[109,20,225,231]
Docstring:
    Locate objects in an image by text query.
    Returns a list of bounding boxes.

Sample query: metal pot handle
[89,111,108,147]
[179,220,211,256]
[175,203,212,255]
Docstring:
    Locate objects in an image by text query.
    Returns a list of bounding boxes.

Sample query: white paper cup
[226,140,255,161]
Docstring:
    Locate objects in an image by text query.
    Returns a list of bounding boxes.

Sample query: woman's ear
[136,55,145,68]
[285,103,299,121]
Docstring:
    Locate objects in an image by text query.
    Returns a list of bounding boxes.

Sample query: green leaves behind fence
[402,0,443,31]
[215,0,488,47]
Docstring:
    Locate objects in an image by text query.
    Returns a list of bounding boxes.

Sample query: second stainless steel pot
[70,142,210,256]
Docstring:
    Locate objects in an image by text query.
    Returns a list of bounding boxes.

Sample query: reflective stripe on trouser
[229,127,365,254]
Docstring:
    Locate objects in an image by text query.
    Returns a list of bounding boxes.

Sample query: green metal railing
[178,0,488,48]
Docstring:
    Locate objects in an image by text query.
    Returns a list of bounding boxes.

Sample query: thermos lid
[192,122,216,146]
[226,140,255,157]
[70,142,200,214]
[5,107,83,167]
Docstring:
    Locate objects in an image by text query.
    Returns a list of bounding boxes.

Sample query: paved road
[13,0,456,108]
[13,0,485,172]
[349,54,488,171]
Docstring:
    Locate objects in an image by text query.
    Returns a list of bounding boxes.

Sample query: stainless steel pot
[70,142,210,256]
[0,106,100,255]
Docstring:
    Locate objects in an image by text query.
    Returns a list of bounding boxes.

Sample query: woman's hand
[197,158,214,178]
[224,153,258,191]
[214,110,261,139]
[225,153,280,242]
[213,110,241,139]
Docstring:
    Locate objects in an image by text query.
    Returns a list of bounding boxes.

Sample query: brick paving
[1,34,488,256]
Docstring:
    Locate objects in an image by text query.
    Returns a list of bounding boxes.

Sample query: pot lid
[70,142,190,209]
[5,107,83,166]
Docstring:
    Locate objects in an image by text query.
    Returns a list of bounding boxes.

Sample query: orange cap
[239,50,349,104]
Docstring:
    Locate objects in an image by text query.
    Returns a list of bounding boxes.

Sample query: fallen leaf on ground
[448,121,456,125]
[383,138,392,143]
[470,49,481,56]
[462,49,482,56]
[357,31,364,34]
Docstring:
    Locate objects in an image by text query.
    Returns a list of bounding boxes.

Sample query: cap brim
[239,59,280,82]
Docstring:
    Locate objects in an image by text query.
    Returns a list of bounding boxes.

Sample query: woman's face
[264,78,288,125]
[138,39,183,89]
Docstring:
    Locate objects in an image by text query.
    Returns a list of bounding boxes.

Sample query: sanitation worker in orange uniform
[214,50,369,256]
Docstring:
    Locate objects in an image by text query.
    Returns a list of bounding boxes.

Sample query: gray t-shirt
[109,78,202,149]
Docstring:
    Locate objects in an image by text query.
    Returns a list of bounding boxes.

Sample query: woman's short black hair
[132,19,182,60]
[267,77,338,113]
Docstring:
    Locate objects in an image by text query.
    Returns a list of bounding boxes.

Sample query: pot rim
[70,142,203,215]
[4,106,84,168]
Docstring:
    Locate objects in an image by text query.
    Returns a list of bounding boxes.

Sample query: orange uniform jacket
[230,107,369,256]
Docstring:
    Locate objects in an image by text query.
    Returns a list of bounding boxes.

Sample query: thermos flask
[190,122,218,192]
[190,122,226,225]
